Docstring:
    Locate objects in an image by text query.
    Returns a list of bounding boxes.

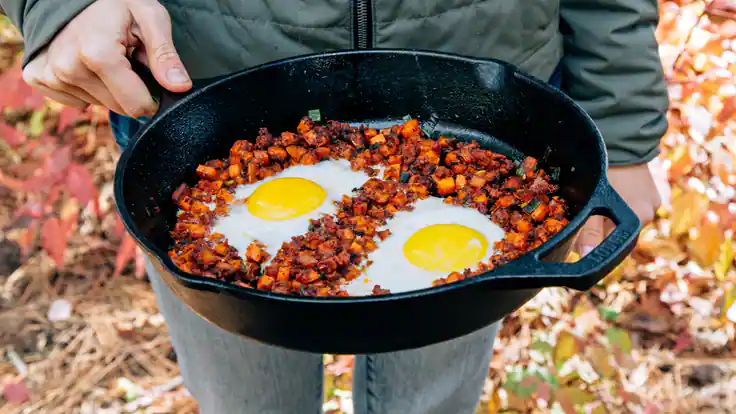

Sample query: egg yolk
[403,224,489,272]
[247,177,326,221]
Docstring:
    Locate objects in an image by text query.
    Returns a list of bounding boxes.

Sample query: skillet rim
[114,48,609,304]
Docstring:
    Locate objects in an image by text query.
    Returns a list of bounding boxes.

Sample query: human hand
[21,0,192,117]
[574,163,663,256]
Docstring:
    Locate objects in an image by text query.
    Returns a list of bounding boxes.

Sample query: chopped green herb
[225,180,234,186]
[523,199,541,214]
[399,172,411,183]
[571,166,576,172]
[308,109,321,122]
[516,167,525,177]
[402,114,413,121]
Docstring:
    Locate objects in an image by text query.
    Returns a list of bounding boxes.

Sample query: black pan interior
[119,51,605,266]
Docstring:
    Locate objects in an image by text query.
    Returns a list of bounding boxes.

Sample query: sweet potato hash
[168,117,569,296]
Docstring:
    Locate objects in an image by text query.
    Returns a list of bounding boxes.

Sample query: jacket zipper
[353,0,373,49]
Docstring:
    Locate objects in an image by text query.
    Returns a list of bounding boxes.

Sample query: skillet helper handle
[130,59,183,119]
[484,183,641,291]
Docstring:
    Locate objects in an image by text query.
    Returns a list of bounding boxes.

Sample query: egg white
[211,160,372,262]
[344,197,506,295]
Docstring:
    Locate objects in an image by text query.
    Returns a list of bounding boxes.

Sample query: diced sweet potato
[436,177,456,196]
[196,165,219,180]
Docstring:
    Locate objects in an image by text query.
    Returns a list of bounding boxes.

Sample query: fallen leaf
[554,331,579,369]
[41,218,66,267]
[605,328,632,353]
[586,345,616,379]
[3,381,30,404]
[57,107,84,132]
[114,214,126,238]
[689,219,724,267]
[597,307,618,322]
[673,330,694,354]
[0,61,45,109]
[531,340,554,356]
[554,387,595,414]
[670,191,710,237]
[586,402,607,414]
[134,246,146,279]
[47,299,73,322]
[0,121,26,147]
[28,108,46,137]
[65,163,99,214]
[487,389,501,414]
[113,234,137,278]
[636,237,687,262]
[715,238,735,282]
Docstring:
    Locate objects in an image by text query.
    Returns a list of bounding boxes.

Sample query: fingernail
[167,67,189,84]
[582,246,594,257]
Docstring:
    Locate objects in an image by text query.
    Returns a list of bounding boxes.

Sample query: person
[1,0,668,412]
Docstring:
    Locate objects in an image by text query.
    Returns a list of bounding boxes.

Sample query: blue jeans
[116,64,562,414]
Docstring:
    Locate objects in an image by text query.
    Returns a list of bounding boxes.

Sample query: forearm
[560,0,669,166]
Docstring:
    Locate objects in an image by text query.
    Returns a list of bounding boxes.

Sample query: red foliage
[66,163,100,214]
[113,234,138,279]
[0,62,45,109]
[41,218,66,266]
[0,120,26,146]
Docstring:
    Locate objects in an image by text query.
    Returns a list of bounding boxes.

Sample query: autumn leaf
[714,238,735,282]
[531,340,554,356]
[587,345,617,379]
[57,106,85,133]
[114,213,126,238]
[722,284,736,324]
[28,107,46,136]
[2,381,30,404]
[65,163,100,214]
[113,233,138,278]
[672,330,693,354]
[134,246,146,279]
[554,331,579,369]
[688,219,724,267]
[587,402,608,414]
[554,387,595,414]
[0,61,45,109]
[47,145,72,176]
[41,218,66,266]
[0,121,25,146]
[669,191,710,237]
[605,328,632,353]
[597,307,618,322]
[487,390,502,414]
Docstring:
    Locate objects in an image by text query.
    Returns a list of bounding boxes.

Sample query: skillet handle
[481,183,641,291]
[129,60,227,120]
[130,59,188,120]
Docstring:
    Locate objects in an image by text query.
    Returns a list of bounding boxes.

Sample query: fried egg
[345,197,506,295]
[212,160,371,261]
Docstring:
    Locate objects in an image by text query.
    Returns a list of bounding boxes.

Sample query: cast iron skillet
[114,49,640,354]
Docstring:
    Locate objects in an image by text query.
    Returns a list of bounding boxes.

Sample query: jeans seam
[365,355,377,414]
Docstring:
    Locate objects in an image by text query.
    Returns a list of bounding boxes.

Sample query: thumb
[574,216,605,257]
[128,0,192,92]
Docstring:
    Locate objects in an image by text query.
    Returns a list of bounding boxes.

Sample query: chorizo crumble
[168,117,570,296]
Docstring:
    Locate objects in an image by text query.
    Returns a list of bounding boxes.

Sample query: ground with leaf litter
[1,1,735,413]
